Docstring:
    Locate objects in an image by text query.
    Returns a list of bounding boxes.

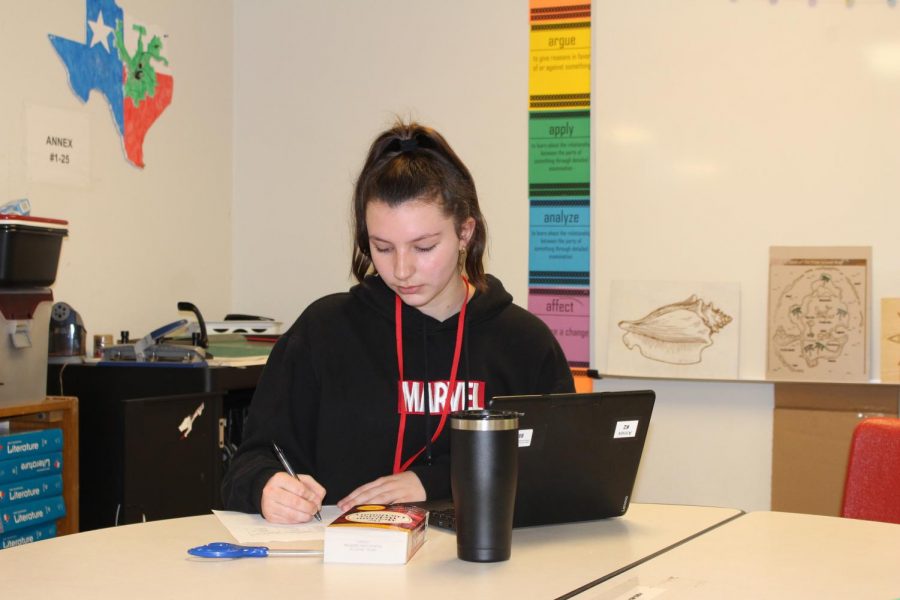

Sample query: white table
[0,503,740,599]
[578,511,900,599]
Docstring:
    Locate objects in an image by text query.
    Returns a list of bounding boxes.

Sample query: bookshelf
[1,396,79,535]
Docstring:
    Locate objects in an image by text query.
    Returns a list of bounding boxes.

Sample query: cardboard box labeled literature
[324,504,427,565]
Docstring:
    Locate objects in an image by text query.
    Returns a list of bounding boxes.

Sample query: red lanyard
[393,277,469,474]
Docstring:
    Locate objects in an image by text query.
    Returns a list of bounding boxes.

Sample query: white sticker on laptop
[518,429,534,447]
[614,420,639,439]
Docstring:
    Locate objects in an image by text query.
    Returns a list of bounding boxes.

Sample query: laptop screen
[488,390,655,528]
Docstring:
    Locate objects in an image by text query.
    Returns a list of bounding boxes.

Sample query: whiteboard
[593,1,900,380]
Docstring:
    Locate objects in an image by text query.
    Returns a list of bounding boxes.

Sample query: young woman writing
[222,122,575,523]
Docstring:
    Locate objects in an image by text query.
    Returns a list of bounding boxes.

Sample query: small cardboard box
[324,504,428,565]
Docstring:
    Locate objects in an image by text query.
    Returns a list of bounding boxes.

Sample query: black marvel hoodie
[221,274,574,513]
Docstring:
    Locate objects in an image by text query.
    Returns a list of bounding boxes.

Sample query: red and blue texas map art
[49,0,173,168]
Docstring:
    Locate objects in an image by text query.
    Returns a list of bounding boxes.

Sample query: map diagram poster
[879,298,900,383]
[48,0,173,168]
[767,247,870,382]
[607,280,740,380]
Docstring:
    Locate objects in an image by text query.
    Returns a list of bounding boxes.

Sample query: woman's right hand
[260,472,326,523]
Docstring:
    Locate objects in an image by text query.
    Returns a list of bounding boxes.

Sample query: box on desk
[324,504,428,565]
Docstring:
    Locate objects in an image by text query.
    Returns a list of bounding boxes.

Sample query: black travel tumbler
[450,409,519,562]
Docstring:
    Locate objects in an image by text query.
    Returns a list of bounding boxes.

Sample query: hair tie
[399,138,419,152]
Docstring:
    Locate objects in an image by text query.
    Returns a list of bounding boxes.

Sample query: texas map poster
[49,0,173,168]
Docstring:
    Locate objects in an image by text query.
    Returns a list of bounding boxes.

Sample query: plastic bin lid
[0,215,68,230]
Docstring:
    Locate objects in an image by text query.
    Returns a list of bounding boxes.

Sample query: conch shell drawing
[618,295,732,365]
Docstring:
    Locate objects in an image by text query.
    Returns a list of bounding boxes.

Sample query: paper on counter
[206,356,269,367]
[212,506,343,543]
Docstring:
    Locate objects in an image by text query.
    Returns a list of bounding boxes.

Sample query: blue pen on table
[272,441,322,522]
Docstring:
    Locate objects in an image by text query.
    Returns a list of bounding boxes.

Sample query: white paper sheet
[205,356,269,367]
[212,506,343,543]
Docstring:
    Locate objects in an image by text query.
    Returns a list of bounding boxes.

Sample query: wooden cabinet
[1,396,79,535]
[772,383,899,516]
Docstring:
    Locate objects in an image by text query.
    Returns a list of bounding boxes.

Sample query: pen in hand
[272,441,322,522]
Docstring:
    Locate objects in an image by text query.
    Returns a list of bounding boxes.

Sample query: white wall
[232,0,776,512]
[2,0,233,338]
[593,0,900,381]
[602,377,773,511]
[232,0,532,322]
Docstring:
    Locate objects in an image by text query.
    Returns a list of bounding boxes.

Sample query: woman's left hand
[337,471,425,511]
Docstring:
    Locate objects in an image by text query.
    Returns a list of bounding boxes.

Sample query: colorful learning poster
[528,288,590,364]
[528,1,591,368]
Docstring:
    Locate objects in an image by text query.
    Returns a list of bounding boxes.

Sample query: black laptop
[430,389,655,529]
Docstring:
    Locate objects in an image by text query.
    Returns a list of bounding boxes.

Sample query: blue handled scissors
[188,542,323,558]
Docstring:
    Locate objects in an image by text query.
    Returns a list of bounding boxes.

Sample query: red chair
[840,417,900,524]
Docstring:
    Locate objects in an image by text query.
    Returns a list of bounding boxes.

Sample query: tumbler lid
[450,409,519,431]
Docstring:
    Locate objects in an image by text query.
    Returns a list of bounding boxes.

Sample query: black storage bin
[0,216,69,287]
